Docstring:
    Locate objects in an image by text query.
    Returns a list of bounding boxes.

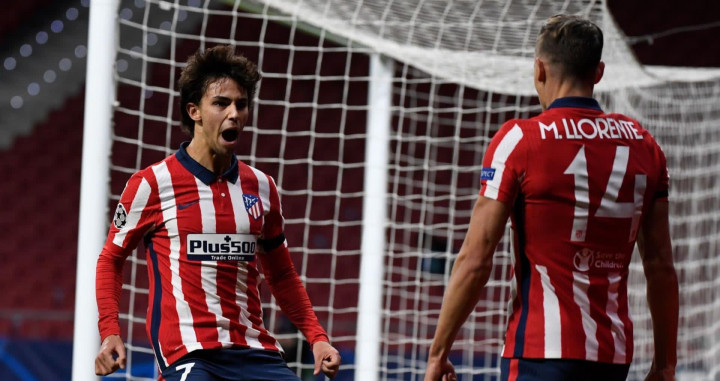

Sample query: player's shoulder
[128,154,178,183]
[237,159,264,178]
[488,117,540,148]
[501,112,555,132]
[605,112,644,130]
[493,117,533,138]
[500,117,533,130]
[606,112,643,128]
[237,160,278,186]
[605,112,662,145]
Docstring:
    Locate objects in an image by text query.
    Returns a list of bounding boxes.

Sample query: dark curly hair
[536,15,604,82]
[177,45,261,136]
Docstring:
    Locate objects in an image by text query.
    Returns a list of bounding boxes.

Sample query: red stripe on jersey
[264,175,284,240]
[108,173,159,250]
[487,102,669,364]
[239,163,265,234]
[618,276,633,363]
[245,259,278,350]
[502,241,523,357]
[166,157,221,350]
[97,171,160,341]
[98,146,330,368]
[522,266,546,358]
[216,262,245,345]
[151,238,190,363]
[142,163,191,365]
[508,359,519,381]
[151,160,193,362]
[588,275,613,363]
[139,169,163,355]
[212,179,246,346]
[479,123,524,203]
[561,275,587,358]
[238,167,279,350]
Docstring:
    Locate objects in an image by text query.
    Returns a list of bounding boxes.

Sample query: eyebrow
[211,95,247,102]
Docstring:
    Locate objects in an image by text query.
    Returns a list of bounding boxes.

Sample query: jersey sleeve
[256,175,329,345]
[258,175,286,252]
[258,244,330,345]
[479,121,527,203]
[96,172,159,341]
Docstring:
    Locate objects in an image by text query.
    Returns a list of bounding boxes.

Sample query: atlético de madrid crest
[243,194,263,220]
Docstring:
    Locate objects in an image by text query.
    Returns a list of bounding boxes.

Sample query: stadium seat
[0,91,83,340]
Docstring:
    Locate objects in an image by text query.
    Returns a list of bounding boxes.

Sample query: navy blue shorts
[500,357,630,381]
[161,348,300,381]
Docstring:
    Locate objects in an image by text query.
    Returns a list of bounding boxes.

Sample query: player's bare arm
[94,334,126,376]
[637,200,678,381]
[425,196,511,381]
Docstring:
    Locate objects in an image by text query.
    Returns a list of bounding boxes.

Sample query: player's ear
[594,61,605,84]
[534,57,546,84]
[187,102,202,122]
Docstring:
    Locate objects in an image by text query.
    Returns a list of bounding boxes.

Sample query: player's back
[481,97,669,363]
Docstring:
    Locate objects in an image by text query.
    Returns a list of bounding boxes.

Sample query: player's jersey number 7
[564,145,646,243]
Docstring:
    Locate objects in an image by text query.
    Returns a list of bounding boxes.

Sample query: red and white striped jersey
[97,143,328,371]
[480,97,669,364]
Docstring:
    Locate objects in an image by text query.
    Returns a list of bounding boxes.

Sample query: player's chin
[215,136,237,153]
[218,136,235,146]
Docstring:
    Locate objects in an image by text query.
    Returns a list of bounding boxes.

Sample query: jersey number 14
[564,145,646,243]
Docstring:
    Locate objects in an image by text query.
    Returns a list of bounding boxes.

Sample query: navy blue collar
[547,96,602,111]
[175,141,239,185]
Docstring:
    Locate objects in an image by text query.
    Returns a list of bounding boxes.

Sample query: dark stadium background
[0,0,717,380]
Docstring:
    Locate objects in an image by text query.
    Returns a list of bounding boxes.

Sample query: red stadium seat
[1,91,84,339]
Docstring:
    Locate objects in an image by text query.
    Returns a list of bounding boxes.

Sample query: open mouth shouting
[221,128,239,144]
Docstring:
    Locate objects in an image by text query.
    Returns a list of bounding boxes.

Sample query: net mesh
[105,0,720,379]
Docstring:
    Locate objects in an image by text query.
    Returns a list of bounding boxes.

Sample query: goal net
[96,0,720,380]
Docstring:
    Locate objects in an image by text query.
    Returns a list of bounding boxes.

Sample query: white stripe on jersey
[564,146,590,242]
[155,341,168,371]
[242,167,283,351]
[606,273,627,362]
[194,178,232,346]
[227,176,263,347]
[485,125,524,200]
[113,177,152,247]
[228,177,251,235]
[152,162,201,360]
[573,271,599,361]
[235,264,263,348]
[249,167,271,216]
[196,177,216,234]
[536,265,562,357]
[596,146,631,218]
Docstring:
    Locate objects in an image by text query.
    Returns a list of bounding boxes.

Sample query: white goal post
[72,1,118,380]
[73,1,720,381]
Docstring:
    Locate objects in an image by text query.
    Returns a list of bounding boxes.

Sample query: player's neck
[541,79,595,110]
[186,140,232,175]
